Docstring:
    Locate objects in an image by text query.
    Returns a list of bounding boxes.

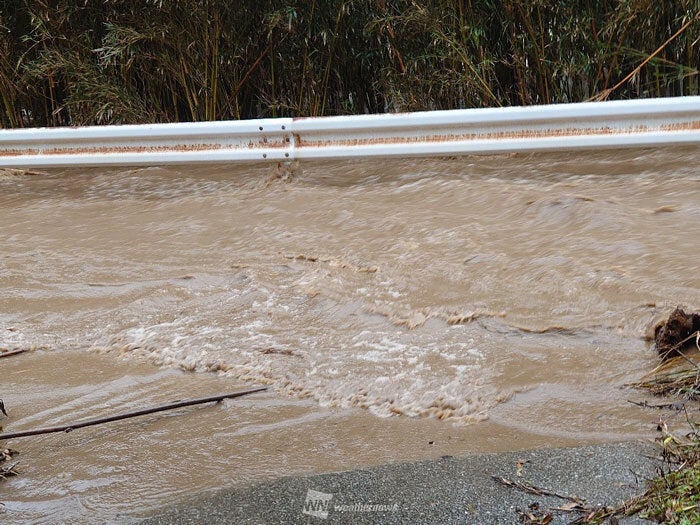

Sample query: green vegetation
[623,321,700,524]
[582,423,700,524]
[603,339,700,524]
[0,1,698,127]
[642,458,700,524]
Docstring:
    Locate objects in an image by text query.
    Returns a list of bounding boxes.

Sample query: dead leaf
[554,501,583,511]
[516,459,530,476]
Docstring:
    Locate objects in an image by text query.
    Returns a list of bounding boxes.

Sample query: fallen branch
[492,476,585,504]
[0,387,267,440]
[0,349,28,359]
[628,399,686,410]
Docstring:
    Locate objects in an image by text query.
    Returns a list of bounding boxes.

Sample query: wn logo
[302,489,334,519]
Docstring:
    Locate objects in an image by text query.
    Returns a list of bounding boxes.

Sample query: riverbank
[142,441,658,524]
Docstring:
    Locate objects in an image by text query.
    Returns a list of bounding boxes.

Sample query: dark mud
[653,307,700,358]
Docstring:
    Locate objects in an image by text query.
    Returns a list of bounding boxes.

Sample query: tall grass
[0,1,698,127]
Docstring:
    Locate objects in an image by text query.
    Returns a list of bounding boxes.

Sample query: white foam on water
[4,152,699,428]
[4,153,700,524]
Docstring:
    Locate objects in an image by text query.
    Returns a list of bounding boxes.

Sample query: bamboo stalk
[229,44,272,108]
[319,1,346,116]
[592,11,700,101]
[0,387,267,440]
[297,0,317,114]
[2,2,699,124]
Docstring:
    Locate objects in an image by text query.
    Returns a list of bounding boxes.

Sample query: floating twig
[0,387,267,440]
[0,349,28,359]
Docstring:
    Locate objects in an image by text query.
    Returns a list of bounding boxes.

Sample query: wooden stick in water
[0,387,267,440]
[0,349,28,359]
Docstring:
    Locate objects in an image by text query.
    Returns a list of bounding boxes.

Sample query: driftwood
[0,387,267,440]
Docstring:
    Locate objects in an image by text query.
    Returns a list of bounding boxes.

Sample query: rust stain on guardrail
[0,137,288,157]
[0,143,223,157]
[293,122,700,149]
[1,118,698,159]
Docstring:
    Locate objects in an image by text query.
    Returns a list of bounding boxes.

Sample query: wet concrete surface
[142,441,657,524]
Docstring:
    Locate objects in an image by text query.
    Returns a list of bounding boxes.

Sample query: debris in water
[652,205,679,213]
[627,399,686,411]
[0,168,46,179]
[0,348,29,359]
[0,401,19,488]
[653,307,700,359]
[631,359,700,400]
[283,253,379,273]
[0,387,267,440]
[1,449,17,462]
[0,460,19,481]
[259,347,300,357]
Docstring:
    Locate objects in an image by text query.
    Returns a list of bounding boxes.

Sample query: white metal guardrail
[1,97,699,168]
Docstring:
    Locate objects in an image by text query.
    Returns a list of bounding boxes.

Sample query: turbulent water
[1,149,699,522]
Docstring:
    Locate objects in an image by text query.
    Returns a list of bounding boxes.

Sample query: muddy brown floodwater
[1,149,699,523]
